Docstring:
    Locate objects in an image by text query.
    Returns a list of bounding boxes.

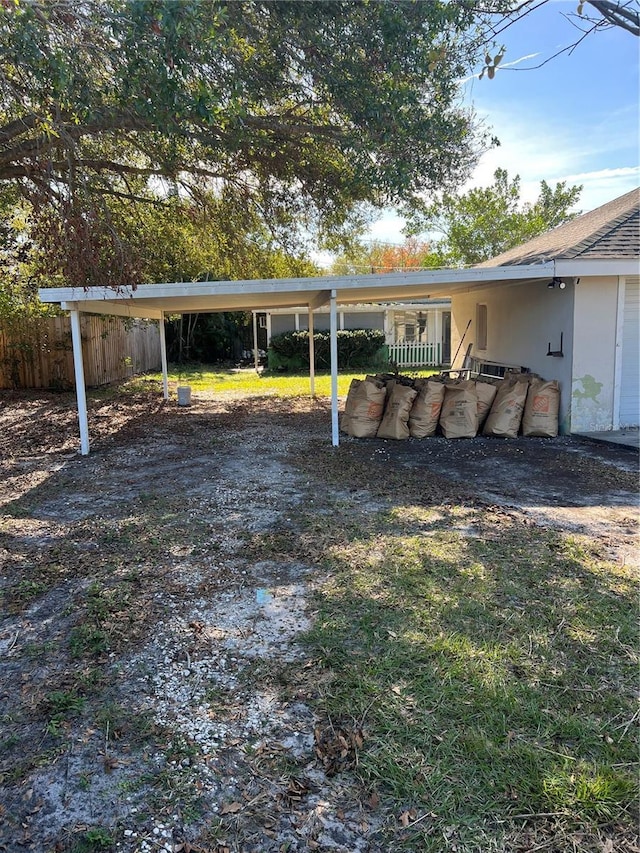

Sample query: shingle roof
[477,187,640,267]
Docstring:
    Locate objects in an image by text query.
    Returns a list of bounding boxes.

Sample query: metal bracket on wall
[546,332,564,357]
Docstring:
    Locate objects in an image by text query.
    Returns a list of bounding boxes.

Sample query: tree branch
[587,0,640,34]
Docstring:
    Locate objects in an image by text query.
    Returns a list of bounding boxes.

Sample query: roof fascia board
[61,300,163,320]
[39,263,555,308]
[334,263,554,296]
[555,259,640,277]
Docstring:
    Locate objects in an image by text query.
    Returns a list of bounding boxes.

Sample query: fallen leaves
[313,720,365,776]
[219,801,243,815]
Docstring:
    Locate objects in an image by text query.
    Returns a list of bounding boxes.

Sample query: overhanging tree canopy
[0,1,489,259]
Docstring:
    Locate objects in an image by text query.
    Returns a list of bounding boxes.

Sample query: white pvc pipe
[308,308,315,397]
[159,311,169,399]
[329,289,339,446]
[69,308,90,455]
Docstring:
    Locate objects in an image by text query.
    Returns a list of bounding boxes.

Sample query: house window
[476,304,487,350]
[258,314,267,329]
[404,323,416,342]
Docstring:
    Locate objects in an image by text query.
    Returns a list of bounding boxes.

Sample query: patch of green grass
[118,364,440,399]
[0,734,19,753]
[14,578,46,601]
[23,640,56,660]
[69,623,108,658]
[43,690,86,737]
[94,703,159,747]
[296,509,638,850]
[148,762,204,822]
[66,826,114,852]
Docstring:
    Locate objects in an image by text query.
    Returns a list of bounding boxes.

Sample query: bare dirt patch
[0,389,637,852]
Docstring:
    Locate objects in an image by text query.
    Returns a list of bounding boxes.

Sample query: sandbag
[376,382,418,440]
[409,380,446,438]
[483,375,529,437]
[439,381,478,439]
[340,378,386,438]
[475,381,498,430]
[522,378,560,437]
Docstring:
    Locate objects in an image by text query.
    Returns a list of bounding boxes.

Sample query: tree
[0,0,492,286]
[474,0,638,79]
[406,169,582,266]
[30,188,321,289]
[330,238,439,275]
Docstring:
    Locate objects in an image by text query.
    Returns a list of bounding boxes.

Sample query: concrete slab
[576,428,640,451]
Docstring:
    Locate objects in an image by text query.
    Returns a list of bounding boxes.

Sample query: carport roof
[39,262,557,319]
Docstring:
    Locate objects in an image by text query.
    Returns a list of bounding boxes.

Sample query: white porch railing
[388,339,442,368]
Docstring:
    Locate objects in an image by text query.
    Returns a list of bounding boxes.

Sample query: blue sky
[367,0,640,244]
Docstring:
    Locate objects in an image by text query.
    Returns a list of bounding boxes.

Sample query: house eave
[555,258,639,277]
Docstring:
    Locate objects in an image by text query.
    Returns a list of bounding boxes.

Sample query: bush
[268,329,386,369]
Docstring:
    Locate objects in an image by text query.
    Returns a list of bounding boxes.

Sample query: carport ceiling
[39,263,557,319]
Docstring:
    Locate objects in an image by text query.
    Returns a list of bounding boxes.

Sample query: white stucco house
[450,188,639,434]
[253,299,452,367]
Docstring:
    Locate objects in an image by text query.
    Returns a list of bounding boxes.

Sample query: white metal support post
[159,311,169,400]
[252,311,260,373]
[308,308,315,397]
[329,289,339,446]
[69,308,90,455]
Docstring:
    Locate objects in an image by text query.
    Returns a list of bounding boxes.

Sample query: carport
[39,263,555,454]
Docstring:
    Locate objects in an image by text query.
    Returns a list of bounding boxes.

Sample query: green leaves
[0,1,486,231]
[406,169,583,266]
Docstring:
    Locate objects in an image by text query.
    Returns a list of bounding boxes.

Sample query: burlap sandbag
[522,378,560,437]
[340,378,386,438]
[483,375,529,437]
[376,383,418,440]
[409,380,446,438]
[475,381,498,430]
[439,381,478,439]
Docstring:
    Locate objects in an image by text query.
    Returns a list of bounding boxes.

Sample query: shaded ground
[0,388,638,853]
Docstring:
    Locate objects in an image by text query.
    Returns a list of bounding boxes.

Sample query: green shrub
[268,329,386,369]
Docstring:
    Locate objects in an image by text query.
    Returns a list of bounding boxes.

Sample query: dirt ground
[0,388,638,853]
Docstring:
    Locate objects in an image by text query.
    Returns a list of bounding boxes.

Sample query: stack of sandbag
[376,381,418,440]
[409,379,446,438]
[482,373,530,438]
[522,378,560,437]
[439,380,479,439]
[340,377,386,438]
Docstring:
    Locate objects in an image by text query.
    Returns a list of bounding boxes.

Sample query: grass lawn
[268,446,638,851]
[300,513,637,849]
[124,363,441,398]
[1,380,637,851]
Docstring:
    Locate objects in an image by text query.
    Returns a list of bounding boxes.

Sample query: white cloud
[462,102,639,210]
[457,53,541,85]
[560,167,639,211]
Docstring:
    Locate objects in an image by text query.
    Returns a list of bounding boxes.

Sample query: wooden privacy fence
[0,315,161,390]
[387,339,442,368]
